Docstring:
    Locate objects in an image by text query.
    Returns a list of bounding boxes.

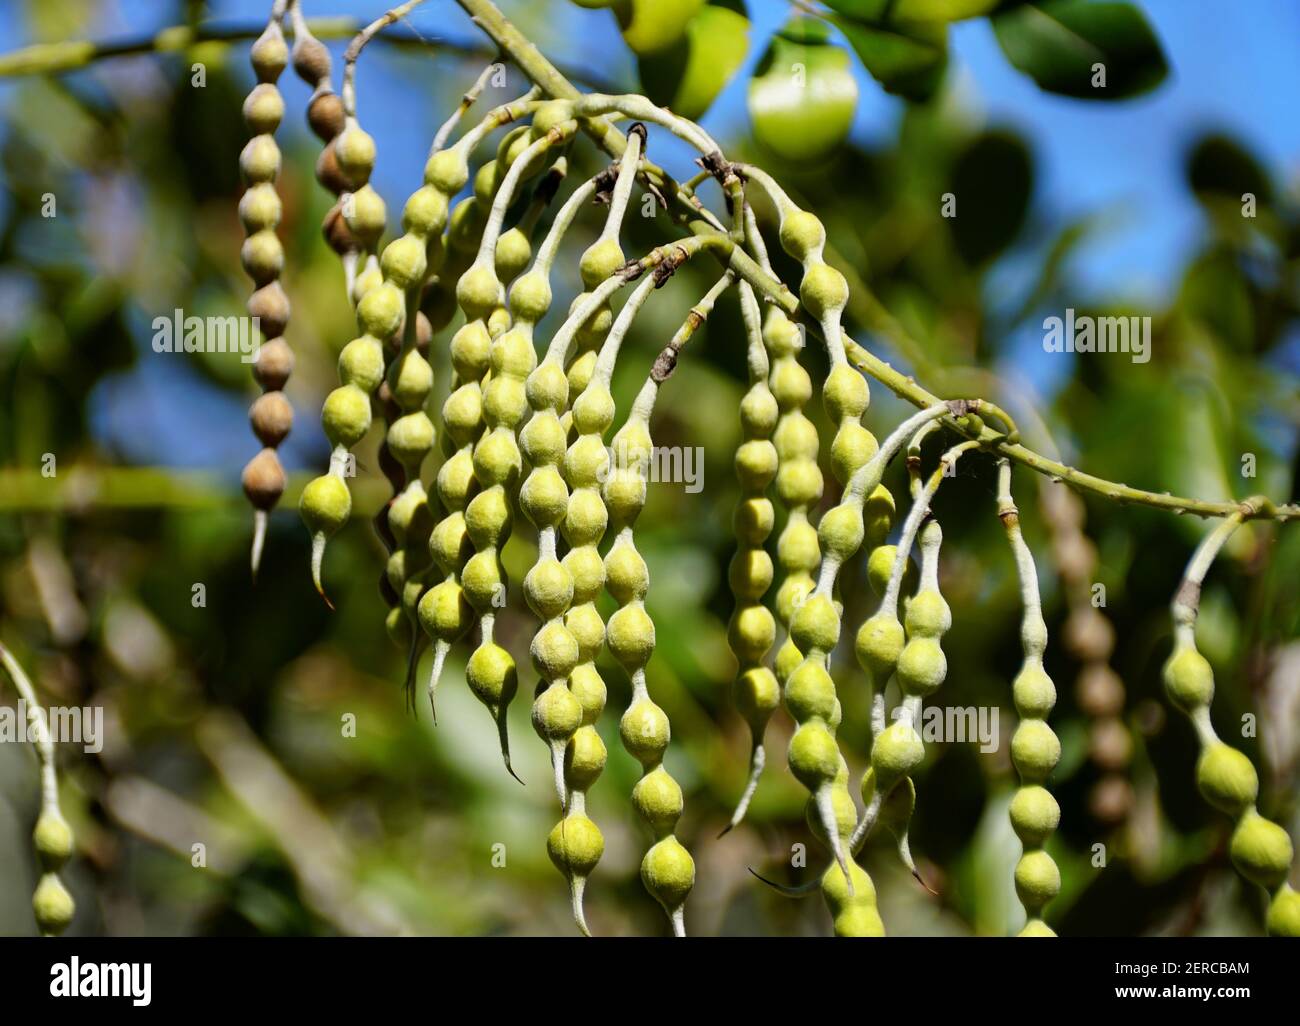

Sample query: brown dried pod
[250,391,294,447]
[1052,533,1095,582]
[1076,662,1125,717]
[415,311,432,356]
[252,338,294,391]
[242,447,287,509]
[307,91,346,141]
[315,140,350,195]
[1064,607,1115,662]
[1088,775,1134,824]
[322,202,360,254]
[1089,718,1133,771]
[248,282,290,338]
[292,36,332,87]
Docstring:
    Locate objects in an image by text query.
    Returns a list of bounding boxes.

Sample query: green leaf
[747,17,859,162]
[1186,133,1272,206]
[946,129,1033,265]
[617,0,707,56]
[992,1,1168,100]
[638,1,750,121]
[830,14,948,100]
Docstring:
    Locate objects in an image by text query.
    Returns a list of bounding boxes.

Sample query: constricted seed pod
[994,460,1062,937]
[238,26,293,578]
[1158,517,1300,935]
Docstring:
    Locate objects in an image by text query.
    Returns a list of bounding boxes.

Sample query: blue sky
[7,0,1292,301]
[1,0,1297,470]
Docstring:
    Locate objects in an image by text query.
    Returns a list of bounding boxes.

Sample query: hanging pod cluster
[721,279,780,834]
[1162,506,1300,936]
[1040,483,1132,827]
[1,644,76,936]
[227,1,1299,939]
[239,9,294,577]
[995,460,1062,937]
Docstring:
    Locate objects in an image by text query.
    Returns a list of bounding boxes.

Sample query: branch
[0,17,622,93]
[450,0,1298,524]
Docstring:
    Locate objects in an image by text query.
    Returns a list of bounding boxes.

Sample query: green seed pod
[32,873,75,936]
[1009,785,1061,848]
[387,412,436,469]
[1011,719,1061,783]
[1229,811,1294,889]
[534,681,583,743]
[565,726,608,793]
[799,263,849,322]
[1163,644,1215,712]
[728,605,775,664]
[1012,664,1056,720]
[417,581,472,644]
[871,721,925,790]
[1196,742,1259,815]
[33,810,74,870]
[633,766,684,835]
[607,604,656,671]
[620,700,671,763]
[494,227,532,283]
[789,721,840,789]
[424,148,469,194]
[785,661,838,723]
[335,123,376,187]
[345,184,387,249]
[300,474,351,536]
[1014,850,1061,914]
[547,814,604,878]
[402,184,449,238]
[337,335,385,393]
[239,182,282,234]
[379,233,427,290]
[820,860,885,937]
[1266,885,1300,937]
[855,612,904,684]
[579,237,625,287]
[322,384,371,448]
[640,836,695,927]
[780,209,828,263]
[896,637,946,698]
[466,642,517,709]
[357,281,404,339]
[532,621,580,680]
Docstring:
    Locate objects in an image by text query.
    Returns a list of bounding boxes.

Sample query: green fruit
[1229,811,1294,890]
[33,811,74,869]
[1163,645,1214,712]
[1195,743,1258,815]
[547,815,604,877]
[32,873,74,935]
[616,0,706,56]
[748,18,858,163]
[637,2,750,121]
